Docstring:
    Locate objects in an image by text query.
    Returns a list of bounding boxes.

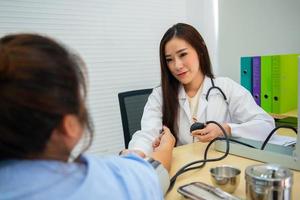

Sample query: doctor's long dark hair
[159,23,214,139]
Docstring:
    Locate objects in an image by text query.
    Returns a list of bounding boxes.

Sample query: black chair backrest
[118,88,153,148]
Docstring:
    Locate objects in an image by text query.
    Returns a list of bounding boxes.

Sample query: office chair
[118,88,153,148]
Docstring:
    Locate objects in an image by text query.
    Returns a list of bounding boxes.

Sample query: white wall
[218,0,300,82]
[186,0,219,74]
[187,0,300,82]
[0,0,187,155]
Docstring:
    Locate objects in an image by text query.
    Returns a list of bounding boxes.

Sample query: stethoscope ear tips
[190,122,205,132]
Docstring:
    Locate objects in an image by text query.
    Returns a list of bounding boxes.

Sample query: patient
[0,33,175,199]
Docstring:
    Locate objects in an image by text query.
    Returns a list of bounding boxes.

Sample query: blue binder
[240,57,253,93]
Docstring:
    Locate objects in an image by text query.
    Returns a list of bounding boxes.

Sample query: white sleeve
[128,87,163,156]
[225,78,275,141]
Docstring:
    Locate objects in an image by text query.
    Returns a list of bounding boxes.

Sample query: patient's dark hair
[0,33,93,160]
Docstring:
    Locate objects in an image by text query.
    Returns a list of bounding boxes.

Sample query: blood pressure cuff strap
[145,157,170,195]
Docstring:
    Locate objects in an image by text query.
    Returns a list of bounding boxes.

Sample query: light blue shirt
[0,154,163,200]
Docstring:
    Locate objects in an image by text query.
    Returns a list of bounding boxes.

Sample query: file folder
[252,56,261,105]
[240,57,252,93]
[272,54,299,114]
[261,56,272,112]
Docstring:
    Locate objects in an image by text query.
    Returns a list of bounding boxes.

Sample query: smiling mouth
[177,71,187,77]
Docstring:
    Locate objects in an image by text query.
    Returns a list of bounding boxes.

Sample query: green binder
[261,56,272,112]
[240,57,252,93]
[272,54,299,114]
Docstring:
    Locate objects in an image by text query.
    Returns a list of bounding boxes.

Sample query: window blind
[0,0,187,155]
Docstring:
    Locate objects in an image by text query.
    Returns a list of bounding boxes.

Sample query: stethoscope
[194,78,232,124]
[191,77,230,142]
[205,78,227,102]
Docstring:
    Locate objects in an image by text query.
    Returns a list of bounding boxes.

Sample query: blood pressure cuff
[145,157,170,195]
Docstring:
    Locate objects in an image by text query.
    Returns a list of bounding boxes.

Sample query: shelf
[270,109,297,119]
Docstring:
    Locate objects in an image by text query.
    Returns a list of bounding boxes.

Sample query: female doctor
[128,23,275,156]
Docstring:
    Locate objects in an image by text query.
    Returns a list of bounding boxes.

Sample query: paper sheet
[268,135,296,146]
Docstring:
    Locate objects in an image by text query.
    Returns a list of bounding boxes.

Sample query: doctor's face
[164,37,202,86]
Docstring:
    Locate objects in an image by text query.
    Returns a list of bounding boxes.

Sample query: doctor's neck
[184,72,204,98]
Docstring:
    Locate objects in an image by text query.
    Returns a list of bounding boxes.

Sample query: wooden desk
[270,109,297,119]
[165,142,300,200]
[277,128,297,137]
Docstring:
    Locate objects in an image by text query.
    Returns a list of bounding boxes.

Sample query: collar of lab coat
[178,76,215,122]
[178,76,216,100]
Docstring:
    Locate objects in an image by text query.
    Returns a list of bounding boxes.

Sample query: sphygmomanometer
[167,121,297,192]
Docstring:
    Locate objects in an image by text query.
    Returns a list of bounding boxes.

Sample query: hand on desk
[191,123,231,143]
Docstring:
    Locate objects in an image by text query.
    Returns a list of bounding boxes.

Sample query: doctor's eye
[179,52,188,58]
[166,58,173,63]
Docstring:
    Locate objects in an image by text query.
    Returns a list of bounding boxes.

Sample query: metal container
[210,165,241,194]
[245,164,293,200]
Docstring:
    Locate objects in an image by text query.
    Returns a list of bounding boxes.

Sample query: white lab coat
[129,76,275,155]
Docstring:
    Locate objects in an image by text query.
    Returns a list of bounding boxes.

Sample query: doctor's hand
[191,123,231,143]
[152,126,175,151]
[150,126,175,171]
